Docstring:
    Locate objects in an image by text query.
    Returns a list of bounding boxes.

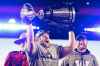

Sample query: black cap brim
[14,38,26,45]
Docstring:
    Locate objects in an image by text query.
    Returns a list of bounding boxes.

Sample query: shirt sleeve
[57,46,65,58]
[58,46,73,58]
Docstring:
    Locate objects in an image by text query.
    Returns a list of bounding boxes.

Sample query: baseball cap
[14,32,26,45]
[76,34,87,41]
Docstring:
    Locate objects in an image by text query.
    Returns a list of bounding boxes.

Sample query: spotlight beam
[0,23,39,31]
[84,27,100,32]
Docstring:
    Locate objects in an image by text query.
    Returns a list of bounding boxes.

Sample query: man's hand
[63,31,76,56]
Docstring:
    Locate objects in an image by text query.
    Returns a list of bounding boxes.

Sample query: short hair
[35,30,50,38]
[23,3,34,11]
[76,34,87,41]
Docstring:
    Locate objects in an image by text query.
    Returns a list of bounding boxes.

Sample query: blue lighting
[84,27,100,32]
[0,23,39,31]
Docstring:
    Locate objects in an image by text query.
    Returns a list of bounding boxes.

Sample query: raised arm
[63,31,76,55]
[25,24,35,52]
[68,31,76,49]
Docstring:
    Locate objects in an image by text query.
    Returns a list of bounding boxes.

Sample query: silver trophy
[44,7,75,23]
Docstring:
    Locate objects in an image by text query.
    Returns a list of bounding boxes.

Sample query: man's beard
[41,40,49,48]
[78,47,86,52]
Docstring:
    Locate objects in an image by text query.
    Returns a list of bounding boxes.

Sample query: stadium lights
[0,23,39,31]
[84,27,100,32]
[8,18,16,24]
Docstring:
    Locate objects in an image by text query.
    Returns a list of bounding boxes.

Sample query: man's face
[38,9,44,19]
[40,33,50,43]
[20,6,36,19]
[77,39,87,50]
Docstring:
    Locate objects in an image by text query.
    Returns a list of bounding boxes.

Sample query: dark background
[0,0,100,40]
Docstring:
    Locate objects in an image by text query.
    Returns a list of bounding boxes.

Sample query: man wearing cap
[4,3,35,66]
[61,34,98,66]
